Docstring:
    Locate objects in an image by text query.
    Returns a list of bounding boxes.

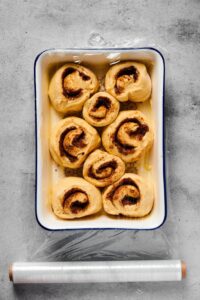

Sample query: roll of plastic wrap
[9,260,186,284]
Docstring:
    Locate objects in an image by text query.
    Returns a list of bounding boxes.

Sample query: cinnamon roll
[82,92,120,127]
[49,63,99,113]
[102,110,153,163]
[50,117,100,168]
[105,62,151,102]
[52,177,102,219]
[102,173,154,217]
[83,150,125,187]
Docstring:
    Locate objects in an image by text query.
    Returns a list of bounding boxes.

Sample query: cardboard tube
[9,260,186,284]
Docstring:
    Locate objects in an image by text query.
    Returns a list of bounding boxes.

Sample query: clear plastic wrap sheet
[31,38,180,265]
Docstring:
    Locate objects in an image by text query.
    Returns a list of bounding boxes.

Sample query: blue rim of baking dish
[34,47,167,231]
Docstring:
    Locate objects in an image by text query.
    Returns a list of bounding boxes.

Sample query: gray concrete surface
[0,0,200,299]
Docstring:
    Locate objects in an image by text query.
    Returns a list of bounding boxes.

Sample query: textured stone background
[0,0,200,299]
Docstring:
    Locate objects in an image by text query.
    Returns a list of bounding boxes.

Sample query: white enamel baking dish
[34,48,166,231]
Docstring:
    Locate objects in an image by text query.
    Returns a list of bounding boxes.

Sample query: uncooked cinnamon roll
[102,173,154,217]
[52,177,102,219]
[102,110,153,163]
[105,62,151,102]
[82,92,120,127]
[50,117,100,168]
[83,150,125,187]
[49,63,99,113]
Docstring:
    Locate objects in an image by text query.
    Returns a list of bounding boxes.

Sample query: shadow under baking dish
[34,47,166,231]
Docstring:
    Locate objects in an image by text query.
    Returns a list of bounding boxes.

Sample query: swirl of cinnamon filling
[102,110,153,162]
[52,177,102,219]
[82,92,120,127]
[50,117,100,168]
[102,173,154,217]
[49,63,99,114]
[83,150,125,187]
[105,61,151,102]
